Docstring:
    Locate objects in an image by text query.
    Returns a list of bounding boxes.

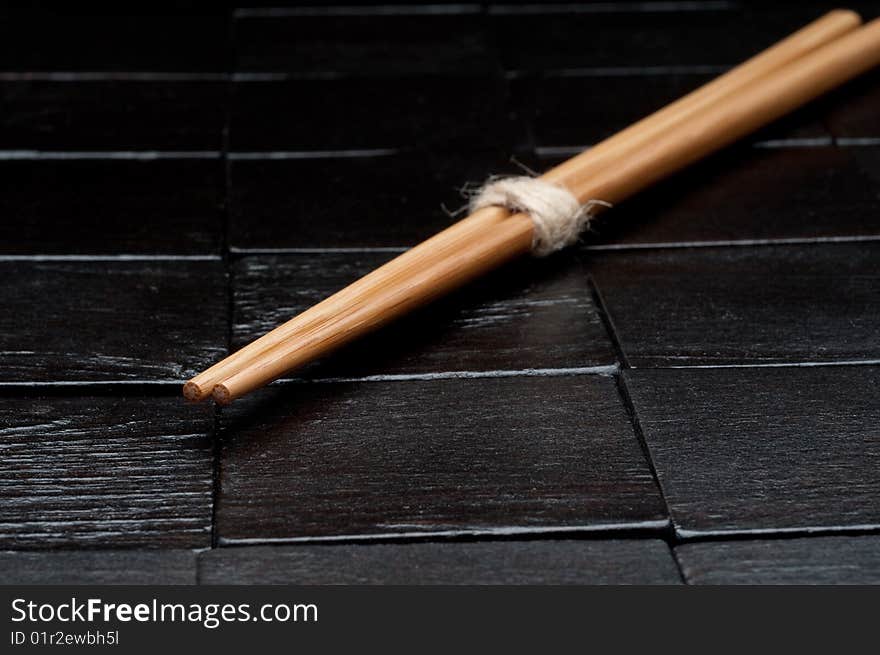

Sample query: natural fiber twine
[469,176,612,256]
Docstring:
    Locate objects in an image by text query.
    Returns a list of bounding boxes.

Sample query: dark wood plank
[228,150,537,250]
[234,10,497,74]
[229,77,517,153]
[0,80,226,151]
[216,375,667,542]
[625,366,880,536]
[490,5,829,73]
[566,145,878,247]
[0,396,214,548]
[513,74,827,150]
[0,9,228,72]
[0,159,222,255]
[232,251,615,378]
[589,243,880,366]
[826,67,880,139]
[0,261,227,382]
[852,146,880,187]
[0,550,197,584]
[676,536,880,584]
[200,540,680,584]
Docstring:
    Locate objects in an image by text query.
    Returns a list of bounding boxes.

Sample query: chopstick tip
[830,8,862,25]
[182,380,207,402]
[212,383,233,405]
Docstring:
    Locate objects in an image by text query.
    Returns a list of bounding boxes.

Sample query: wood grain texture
[0,9,228,72]
[216,375,667,542]
[513,74,828,151]
[231,252,615,378]
[228,150,536,250]
[0,80,226,151]
[200,540,681,584]
[625,367,880,536]
[0,396,214,548]
[676,535,880,584]
[569,145,879,246]
[490,5,829,73]
[0,159,223,255]
[826,67,880,138]
[0,4,876,585]
[0,261,227,382]
[590,243,880,366]
[233,10,497,74]
[0,550,197,584]
[229,76,517,153]
[851,148,880,197]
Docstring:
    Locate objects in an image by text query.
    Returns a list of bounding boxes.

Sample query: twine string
[468,176,612,256]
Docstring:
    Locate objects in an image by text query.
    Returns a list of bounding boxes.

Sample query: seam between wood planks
[0,73,229,81]
[216,520,672,547]
[589,273,687,581]
[3,361,880,391]
[0,151,221,160]
[675,523,880,543]
[227,235,880,256]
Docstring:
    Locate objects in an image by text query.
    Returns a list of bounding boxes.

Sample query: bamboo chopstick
[183,10,860,403]
[188,11,880,404]
[542,8,861,189]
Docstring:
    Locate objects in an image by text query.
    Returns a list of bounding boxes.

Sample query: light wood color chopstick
[560,16,880,204]
[542,8,861,190]
[187,10,860,404]
[184,10,859,403]
[182,204,509,400]
[190,11,878,404]
[211,218,535,404]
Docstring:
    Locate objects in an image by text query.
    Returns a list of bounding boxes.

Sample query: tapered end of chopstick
[828,8,861,23]
[182,380,209,402]
[212,383,232,406]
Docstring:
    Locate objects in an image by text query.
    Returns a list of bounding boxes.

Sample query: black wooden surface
[625,367,880,537]
[590,243,880,366]
[490,5,829,73]
[200,540,681,585]
[0,159,223,255]
[0,80,226,152]
[228,150,535,250]
[2,3,879,584]
[676,536,880,584]
[217,375,665,542]
[0,550,198,585]
[0,396,214,549]
[231,252,615,377]
[229,76,517,154]
[515,74,829,152]
[234,8,497,75]
[0,9,227,72]
[826,67,880,139]
[0,261,227,382]
[576,145,880,246]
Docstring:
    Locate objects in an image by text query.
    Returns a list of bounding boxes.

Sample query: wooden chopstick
[184,10,859,403]
[188,11,878,404]
[192,10,860,403]
[204,11,873,403]
[211,216,535,403]
[561,16,880,205]
[542,8,861,191]
[182,204,508,400]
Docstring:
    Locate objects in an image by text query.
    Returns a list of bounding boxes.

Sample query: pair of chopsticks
[185,9,880,405]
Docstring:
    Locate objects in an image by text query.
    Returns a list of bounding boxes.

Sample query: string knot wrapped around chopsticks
[469,176,612,256]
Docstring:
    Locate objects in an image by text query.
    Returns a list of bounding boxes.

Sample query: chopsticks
[185,10,879,405]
